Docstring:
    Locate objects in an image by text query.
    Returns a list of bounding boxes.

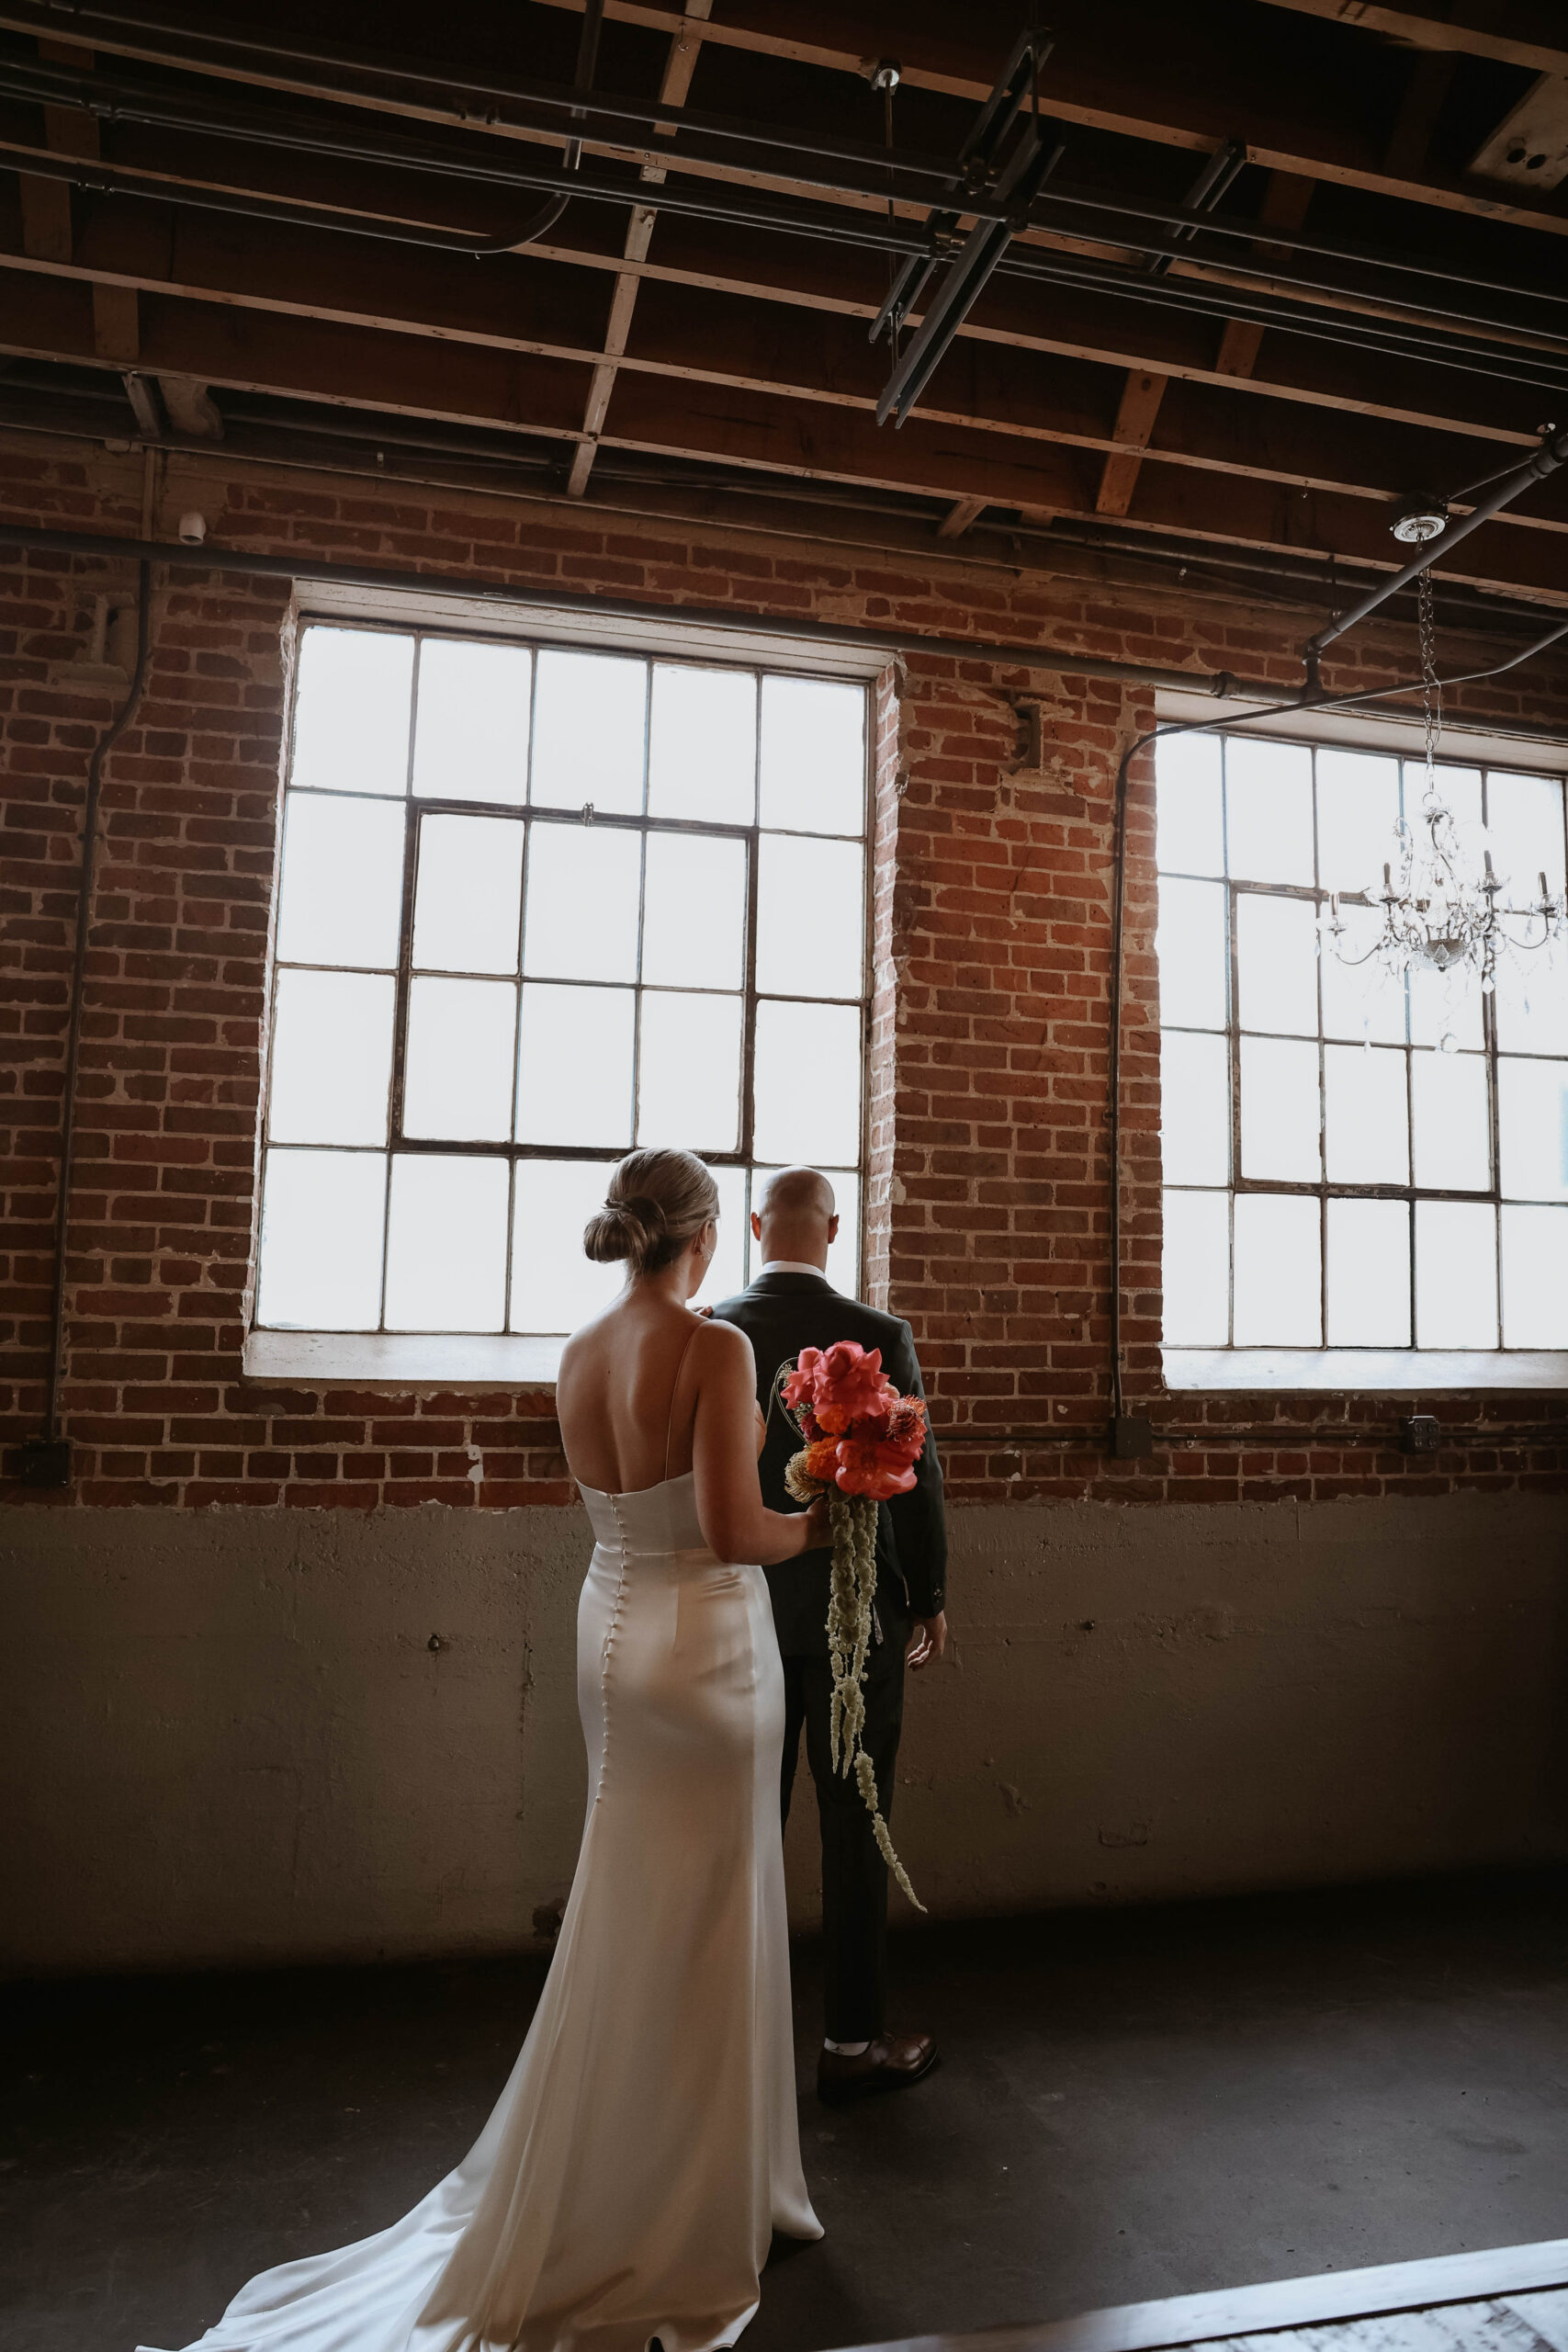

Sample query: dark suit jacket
[711,1271,946,1657]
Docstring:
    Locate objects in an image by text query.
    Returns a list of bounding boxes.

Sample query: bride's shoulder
[692,1312,754,1377]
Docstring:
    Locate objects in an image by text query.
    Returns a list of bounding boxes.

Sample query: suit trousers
[779,1615,907,2044]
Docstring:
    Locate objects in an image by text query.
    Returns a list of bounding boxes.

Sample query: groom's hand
[906,1611,947,1670]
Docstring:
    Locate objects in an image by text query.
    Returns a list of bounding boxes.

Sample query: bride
[144,1147,827,2352]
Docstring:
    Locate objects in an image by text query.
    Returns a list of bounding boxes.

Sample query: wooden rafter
[566,0,710,500]
[1250,0,1568,78]
[7,209,1563,533]
[4,264,1566,606]
[5,0,1568,244]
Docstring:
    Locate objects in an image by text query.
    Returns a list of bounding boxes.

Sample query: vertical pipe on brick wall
[34,560,153,1476]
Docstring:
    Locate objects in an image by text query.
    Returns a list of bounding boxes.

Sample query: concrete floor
[5,1872,1567,2352]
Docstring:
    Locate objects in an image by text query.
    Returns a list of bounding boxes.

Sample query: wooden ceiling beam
[4,170,1553,467]
[1248,0,1568,78]
[566,0,711,501]
[593,369,1568,605]
[520,0,1568,241]
[7,198,1559,535]
[4,263,1566,606]
[4,0,1568,247]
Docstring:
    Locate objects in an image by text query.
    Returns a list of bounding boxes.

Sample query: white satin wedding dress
[143,1464,821,2352]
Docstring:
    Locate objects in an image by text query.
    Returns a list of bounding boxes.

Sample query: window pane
[754,1000,861,1164]
[1497,1056,1568,1202]
[412,638,531,805]
[1234,1193,1321,1345]
[511,1159,626,1333]
[1155,731,1223,876]
[1501,1204,1568,1346]
[1239,1036,1321,1180]
[1320,903,1406,1045]
[522,824,641,982]
[641,833,746,989]
[637,991,742,1151]
[1415,1200,1497,1347]
[275,795,405,970]
[402,976,517,1141]
[1236,893,1318,1035]
[1224,737,1314,884]
[256,1148,386,1329]
[648,664,757,824]
[756,835,864,1000]
[1326,1197,1411,1346]
[1156,877,1227,1030]
[412,813,525,975]
[1162,1188,1229,1344]
[1493,953,1568,1057]
[1407,762,1483,832]
[1410,1049,1490,1190]
[290,628,412,797]
[515,982,634,1146]
[1160,1031,1229,1186]
[531,650,646,815]
[1314,750,1400,894]
[759,676,864,835]
[383,1154,509,1332]
[693,1163,749,1308]
[1324,1044,1408,1184]
[1485,771,1566,900]
[1408,960,1483,1051]
[268,969,394,1147]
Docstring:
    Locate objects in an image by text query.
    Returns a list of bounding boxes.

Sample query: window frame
[1156,721,1568,1383]
[253,617,875,1357]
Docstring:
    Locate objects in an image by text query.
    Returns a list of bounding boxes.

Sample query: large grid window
[1156,729,1568,1356]
[254,623,869,1338]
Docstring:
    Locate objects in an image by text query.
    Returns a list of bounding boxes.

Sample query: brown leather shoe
[817,2032,938,2104]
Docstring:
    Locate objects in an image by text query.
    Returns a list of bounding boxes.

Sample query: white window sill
[244,1329,564,1387]
[1164,1347,1568,1393]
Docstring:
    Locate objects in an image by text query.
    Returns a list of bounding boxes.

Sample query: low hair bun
[581,1149,720,1279]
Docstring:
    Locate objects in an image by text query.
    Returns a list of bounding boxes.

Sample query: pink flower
[807,1340,898,1434]
[781,1348,824,1413]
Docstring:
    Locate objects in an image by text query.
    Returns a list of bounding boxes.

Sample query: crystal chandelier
[1325,570,1565,997]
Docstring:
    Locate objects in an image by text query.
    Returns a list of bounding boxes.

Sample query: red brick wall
[4,439,1566,1507]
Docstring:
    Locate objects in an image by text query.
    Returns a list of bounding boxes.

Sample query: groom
[713,1168,947,2104]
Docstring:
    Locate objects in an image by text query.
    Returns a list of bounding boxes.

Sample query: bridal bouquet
[778,1340,928,1910]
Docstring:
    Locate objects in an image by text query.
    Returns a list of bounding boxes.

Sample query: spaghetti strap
[663,1317,705,1483]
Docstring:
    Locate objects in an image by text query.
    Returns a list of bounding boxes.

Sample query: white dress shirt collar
[760,1259,833,1282]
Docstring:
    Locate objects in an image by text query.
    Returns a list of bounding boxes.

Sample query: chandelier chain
[1417,566,1440,794]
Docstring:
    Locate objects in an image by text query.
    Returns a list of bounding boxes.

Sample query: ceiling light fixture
[1390,494,1449,544]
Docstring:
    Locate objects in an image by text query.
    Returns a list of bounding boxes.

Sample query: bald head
[753,1166,839,1270]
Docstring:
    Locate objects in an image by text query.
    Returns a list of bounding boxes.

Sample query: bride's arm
[692,1320,828,1566]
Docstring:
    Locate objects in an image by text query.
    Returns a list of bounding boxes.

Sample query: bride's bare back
[557,1293,715,1495]
[554,1149,823,1566]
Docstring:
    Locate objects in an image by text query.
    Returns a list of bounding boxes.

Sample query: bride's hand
[798,1492,831,1552]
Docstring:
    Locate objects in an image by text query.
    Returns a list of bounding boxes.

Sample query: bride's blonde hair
[583,1148,719,1278]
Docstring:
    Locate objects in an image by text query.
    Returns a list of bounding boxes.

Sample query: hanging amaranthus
[779,1341,929,1912]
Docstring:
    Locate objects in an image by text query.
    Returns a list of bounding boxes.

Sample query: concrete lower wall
[5,1493,1565,1976]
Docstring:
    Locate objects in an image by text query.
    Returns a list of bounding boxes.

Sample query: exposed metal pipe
[7,40,1568,366]
[17,0,1568,333]
[6,374,1566,658]
[1306,424,1568,657]
[10,128,1566,403]
[468,0,604,254]
[0,519,1251,695]
[28,558,152,1481]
